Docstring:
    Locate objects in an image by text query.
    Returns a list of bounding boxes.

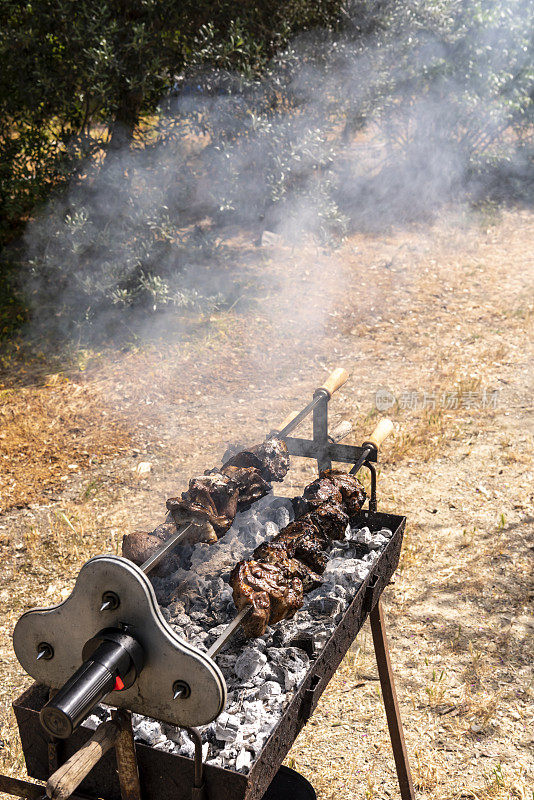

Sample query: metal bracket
[280,391,378,506]
[186,727,206,800]
[363,574,380,614]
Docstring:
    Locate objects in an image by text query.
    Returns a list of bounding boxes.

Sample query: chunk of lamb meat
[303,470,366,517]
[230,555,322,637]
[166,473,238,543]
[320,469,367,516]
[220,465,272,508]
[230,560,299,637]
[122,520,191,572]
[122,530,165,567]
[255,519,330,573]
[223,437,289,482]
[305,502,350,540]
[303,476,343,508]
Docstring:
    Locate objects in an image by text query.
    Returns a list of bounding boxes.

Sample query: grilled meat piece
[230,560,286,637]
[256,519,330,573]
[220,465,272,509]
[303,476,343,508]
[122,530,165,567]
[320,469,367,516]
[303,470,366,517]
[121,521,189,573]
[167,473,239,541]
[223,436,289,483]
[306,502,350,540]
[254,537,327,583]
[164,438,287,548]
[230,555,321,637]
[253,437,290,482]
[230,468,367,637]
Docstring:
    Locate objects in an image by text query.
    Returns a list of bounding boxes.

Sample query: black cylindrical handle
[40,658,116,738]
[40,628,144,739]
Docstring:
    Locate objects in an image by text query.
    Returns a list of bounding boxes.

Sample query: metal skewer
[206,606,252,658]
[349,445,373,476]
[140,523,195,574]
[349,419,395,476]
[277,368,349,438]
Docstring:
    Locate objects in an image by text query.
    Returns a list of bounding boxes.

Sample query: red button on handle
[114,676,125,691]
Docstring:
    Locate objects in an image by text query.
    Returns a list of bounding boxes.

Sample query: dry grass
[0,374,131,513]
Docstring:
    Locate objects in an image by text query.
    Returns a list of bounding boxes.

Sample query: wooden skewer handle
[46,719,120,800]
[330,420,353,443]
[320,367,349,396]
[365,418,394,449]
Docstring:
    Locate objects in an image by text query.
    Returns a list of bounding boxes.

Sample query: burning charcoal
[235,749,253,772]
[206,756,224,768]
[242,700,263,724]
[234,648,267,681]
[257,681,282,700]
[82,714,101,731]
[264,520,279,540]
[309,627,331,652]
[133,718,165,746]
[179,737,196,759]
[274,506,291,529]
[162,724,185,745]
[308,596,343,617]
[215,712,240,743]
[154,740,179,753]
[368,532,389,550]
[260,660,285,684]
[363,550,379,566]
[351,526,373,548]
[378,527,393,538]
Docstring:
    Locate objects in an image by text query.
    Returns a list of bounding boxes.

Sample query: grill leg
[370,600,415,800]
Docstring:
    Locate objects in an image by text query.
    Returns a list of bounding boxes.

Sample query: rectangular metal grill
[13,509,405,800]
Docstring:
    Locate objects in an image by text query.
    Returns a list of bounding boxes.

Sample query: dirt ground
[0,206,532,800]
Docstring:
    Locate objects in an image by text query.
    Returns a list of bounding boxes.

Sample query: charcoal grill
[1,370,415,800]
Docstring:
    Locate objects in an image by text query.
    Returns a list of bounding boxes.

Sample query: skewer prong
[140,522,194,574]
[206,606,252,658]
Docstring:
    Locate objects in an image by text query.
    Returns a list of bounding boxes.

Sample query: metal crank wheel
[13,555,226,733]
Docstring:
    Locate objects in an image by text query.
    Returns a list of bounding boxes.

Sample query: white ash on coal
[122,496,392,773]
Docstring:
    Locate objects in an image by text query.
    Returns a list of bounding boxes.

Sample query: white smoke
[21,0,533,348]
